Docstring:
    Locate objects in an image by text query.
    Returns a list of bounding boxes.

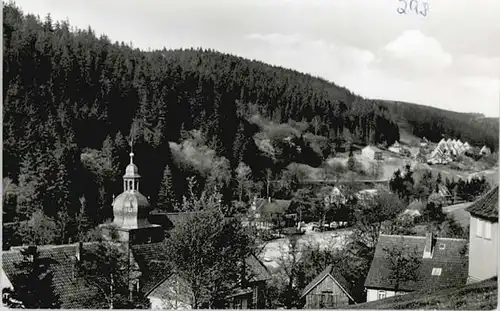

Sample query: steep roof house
[465,186,498,283]
[300,264,357,309]
[480,145,492,156]
[388,141,401,154]
[247,198,292,230]
[362,146,383,161]
[364,233,468,302]
[146,254,271,309]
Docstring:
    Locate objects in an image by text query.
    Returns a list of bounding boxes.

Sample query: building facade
[301,264,356,308]
[362,146,383,160]
[466,186,498,283]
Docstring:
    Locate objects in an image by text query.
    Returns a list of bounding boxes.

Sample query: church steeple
[123,148,140,192]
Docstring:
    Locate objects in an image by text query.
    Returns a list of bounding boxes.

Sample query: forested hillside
[381,100,499,149]
[2,3,498,246]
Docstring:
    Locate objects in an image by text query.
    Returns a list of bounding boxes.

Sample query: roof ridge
[7,241,100,253]
[379,234,426,239]
[435,237,467,242]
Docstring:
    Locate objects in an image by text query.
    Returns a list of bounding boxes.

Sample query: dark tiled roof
[2,244,104,308]
[364,234,468,292]
[246,254,271,282]
[465,186,498,221]
[300,264,355,302]
[131,242,171,295]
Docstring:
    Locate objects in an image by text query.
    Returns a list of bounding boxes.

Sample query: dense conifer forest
[2,2,498,246]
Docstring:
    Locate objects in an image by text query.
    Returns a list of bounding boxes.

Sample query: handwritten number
[419,2,429,16]
[397,0,407,14]
[409,0,418,14]
[398,0,428,16]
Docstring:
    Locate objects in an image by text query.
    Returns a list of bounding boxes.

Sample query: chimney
[423,232,435,259]
[268,197,271,203]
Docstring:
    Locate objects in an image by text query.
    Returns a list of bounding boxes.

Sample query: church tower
[101,150,163,244]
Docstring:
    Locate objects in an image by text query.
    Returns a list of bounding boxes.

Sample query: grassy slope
[349,278,497,310]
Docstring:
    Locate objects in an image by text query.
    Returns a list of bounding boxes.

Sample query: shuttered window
[484,221,492,239]
[476,219,483,237]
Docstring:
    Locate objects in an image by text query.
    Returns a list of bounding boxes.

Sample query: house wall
[468,216,498,281]
[389,147,400,154]
[1,268,13,290]
[148,274,193,309]
[366,288,407,302]
[305,275,350,309]
[362,148,375,159]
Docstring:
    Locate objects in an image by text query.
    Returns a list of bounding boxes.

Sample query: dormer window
[431,268,442,276]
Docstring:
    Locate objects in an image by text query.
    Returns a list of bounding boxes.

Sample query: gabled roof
[465,186,498,222]
[144,254,271,300]
[2,244,104,308]
[364,234,468,292]
[363,145,382,153]
[300,264,356,302]
[254,198,291,215]
[131,242,171,295]
[245,253,271,282]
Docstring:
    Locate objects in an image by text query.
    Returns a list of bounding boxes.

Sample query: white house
[362,146,383,160]
[480,145,492,156]
[465,186,498,283]
[388,141,401,154]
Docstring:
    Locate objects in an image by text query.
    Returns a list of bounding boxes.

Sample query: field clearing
[258,229,351,270]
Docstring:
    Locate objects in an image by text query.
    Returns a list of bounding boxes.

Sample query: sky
[13,0,500,117]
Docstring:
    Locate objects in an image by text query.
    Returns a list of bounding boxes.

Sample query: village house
[420,137,429,147]
[147,254,271,309]
[246,197,293,230]
[388,141,401,154]
[465,186,498,283]
[361,146,383,161]
[2,152,271,309]
[364,233,468,302]
[480,145,492,156]
[300,264,357,308]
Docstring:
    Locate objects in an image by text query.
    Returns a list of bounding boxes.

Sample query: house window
[484,221,492,239]
[378,290,386,300]
[431,268,442,276]
[439,243,446,250]
[476,219,483,237]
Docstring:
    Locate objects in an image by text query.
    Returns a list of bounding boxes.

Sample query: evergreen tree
[11,246,61,308]
[347,154,356,172]
[157,164,177,211]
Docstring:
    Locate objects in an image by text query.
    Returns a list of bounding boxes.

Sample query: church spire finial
[129,137,135,164]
